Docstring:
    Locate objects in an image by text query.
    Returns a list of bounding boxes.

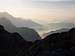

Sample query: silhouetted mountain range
[25,27,75,56]
[0,25,75,56]
[42,28,70,38]
[37,22,75,37]
[0,12,75,56]
[0,25,32,56]
[0,13,41,41]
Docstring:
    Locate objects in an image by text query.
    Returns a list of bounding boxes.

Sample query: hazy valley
[0,12,75,38]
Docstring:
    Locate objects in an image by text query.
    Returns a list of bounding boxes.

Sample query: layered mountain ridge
[0,12,41,41]
[0,25,75,56]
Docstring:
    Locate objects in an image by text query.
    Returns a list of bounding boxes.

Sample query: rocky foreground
[0,25,75,56]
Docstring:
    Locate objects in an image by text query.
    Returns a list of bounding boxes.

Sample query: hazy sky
[0,0,75,24]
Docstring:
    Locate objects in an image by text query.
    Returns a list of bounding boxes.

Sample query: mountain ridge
[0,24,75,56]
[0,12,42,28]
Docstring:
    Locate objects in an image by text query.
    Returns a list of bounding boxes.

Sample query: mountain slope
[26,28,75,56]
[1,24,75,56]
[43,28,70,38]
[0,17,16,32]
[0,12,42,28]
[0,13,41,41]
[16,27,41,41]
[0,25,32,56]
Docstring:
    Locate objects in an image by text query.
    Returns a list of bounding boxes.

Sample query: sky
[0,0,75,24]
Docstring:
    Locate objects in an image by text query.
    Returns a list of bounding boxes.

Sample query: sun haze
[0,0,75,24]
